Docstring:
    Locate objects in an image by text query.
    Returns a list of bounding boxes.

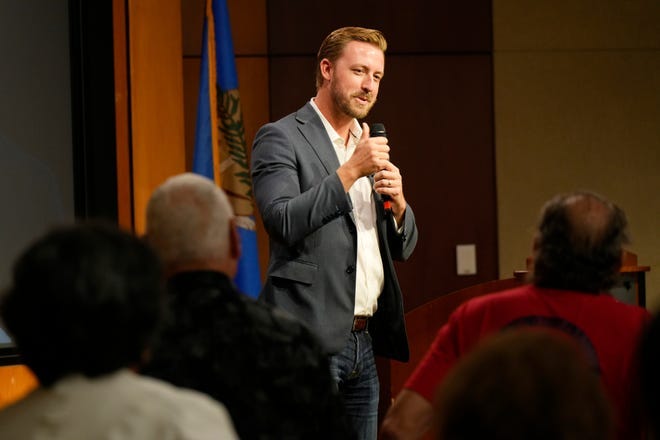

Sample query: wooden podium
[615,250,651,307]
[377,277,525,414]
[376,277,526,439]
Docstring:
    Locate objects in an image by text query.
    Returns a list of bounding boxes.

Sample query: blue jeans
[329,330,379,440]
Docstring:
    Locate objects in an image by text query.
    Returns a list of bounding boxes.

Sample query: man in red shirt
[380,191,650,440]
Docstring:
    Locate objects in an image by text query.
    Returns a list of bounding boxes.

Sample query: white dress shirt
[310,99,384,316]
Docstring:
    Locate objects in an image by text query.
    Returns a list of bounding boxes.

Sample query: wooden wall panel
[267,0,492,54]
[377,55,497,310]
[128,0,187,233]
[181,0,205,56]
[227,0,268,54]
[268,57,317,120]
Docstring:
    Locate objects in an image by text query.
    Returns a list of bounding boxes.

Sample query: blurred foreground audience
[0,223,237,439]
[434,329,614,440]
[638,313,660,439]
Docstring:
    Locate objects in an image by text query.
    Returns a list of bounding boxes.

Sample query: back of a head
[146,173,234,268]
[0,223,163,386]
[434,329,613,440]
[532,190,628,293]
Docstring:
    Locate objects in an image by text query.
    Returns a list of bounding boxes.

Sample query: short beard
[331,84,375,120]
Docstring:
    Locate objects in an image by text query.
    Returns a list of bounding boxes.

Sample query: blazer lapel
[296,103,356,226]
[295,103,340,175]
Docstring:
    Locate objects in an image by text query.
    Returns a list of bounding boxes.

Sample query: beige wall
[493,1,660,310]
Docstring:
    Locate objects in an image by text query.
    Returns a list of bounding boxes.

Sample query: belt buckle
[352,316,368,332]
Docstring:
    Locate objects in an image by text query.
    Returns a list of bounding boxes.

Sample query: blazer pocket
[270,259,318,285]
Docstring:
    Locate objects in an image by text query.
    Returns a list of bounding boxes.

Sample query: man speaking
[251,26,418,439]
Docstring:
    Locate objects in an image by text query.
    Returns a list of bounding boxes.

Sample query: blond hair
[315,26,387,90]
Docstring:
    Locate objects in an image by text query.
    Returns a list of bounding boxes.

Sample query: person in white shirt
[0,223,237,439]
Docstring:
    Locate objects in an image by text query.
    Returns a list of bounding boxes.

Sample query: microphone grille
[370,123,387,137]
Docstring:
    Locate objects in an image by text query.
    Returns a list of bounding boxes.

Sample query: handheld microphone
[370,123,387,138]
[369,123,392,211]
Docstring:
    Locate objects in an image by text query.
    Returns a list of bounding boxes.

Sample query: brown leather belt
[352,316,370,332]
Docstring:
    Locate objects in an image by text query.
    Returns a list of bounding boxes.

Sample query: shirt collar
[309,98,362,145]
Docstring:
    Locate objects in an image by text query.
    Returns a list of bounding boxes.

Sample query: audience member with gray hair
[143,173,353,440]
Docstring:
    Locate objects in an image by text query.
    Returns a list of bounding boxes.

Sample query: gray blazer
[251,102,418,361]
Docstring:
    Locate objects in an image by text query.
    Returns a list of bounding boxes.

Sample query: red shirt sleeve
[403,305,467,402]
